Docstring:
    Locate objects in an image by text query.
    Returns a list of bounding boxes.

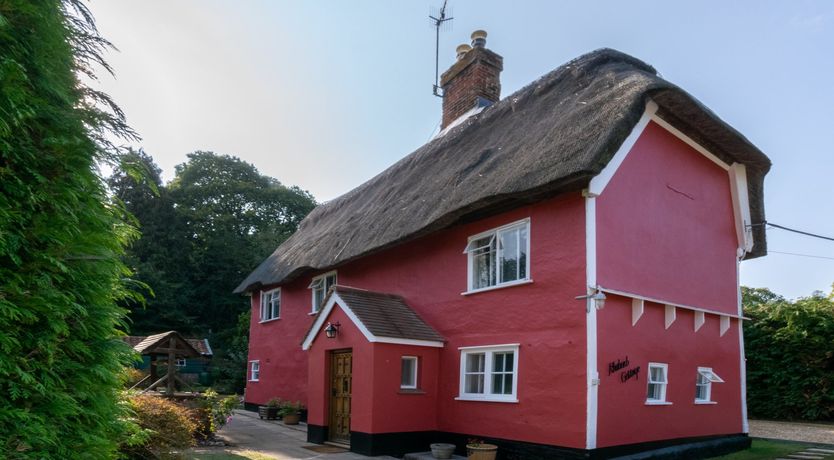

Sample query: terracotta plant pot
[430,443,456,459]
[258,406,280,420]
[282,413,300,425]
[466,443,498,460]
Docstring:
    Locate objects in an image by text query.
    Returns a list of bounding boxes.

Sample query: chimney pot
[455,44,472,60]
[471,30,487,48]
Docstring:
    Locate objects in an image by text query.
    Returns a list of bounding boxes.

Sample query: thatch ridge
[235,48,770,294]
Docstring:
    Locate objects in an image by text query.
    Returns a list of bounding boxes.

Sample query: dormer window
[309,271,337,313]
[464,219,530,292]
[260,288,281,322]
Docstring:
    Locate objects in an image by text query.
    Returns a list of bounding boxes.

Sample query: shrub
[189,390,240,440]
[744,286,834,421]
[123,367,149,389]
[0,0,140,457]
[123,394,196,459]
[279,400,304,417]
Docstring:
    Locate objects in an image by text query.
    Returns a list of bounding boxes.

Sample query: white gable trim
[584,194,599,449]
[598,286,747,320]
[729,163,754,254]
[301,292,445,350]
[587,100,658,196]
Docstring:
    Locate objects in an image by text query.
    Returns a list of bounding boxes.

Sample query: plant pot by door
[282,413,300,425]
[258,406,279,420]
[466,443,498,460]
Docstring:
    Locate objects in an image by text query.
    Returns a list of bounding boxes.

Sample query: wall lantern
[324,321,340,339]
[576,290,607,312]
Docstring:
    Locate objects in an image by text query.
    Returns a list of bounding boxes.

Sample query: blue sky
[87,1,834,299]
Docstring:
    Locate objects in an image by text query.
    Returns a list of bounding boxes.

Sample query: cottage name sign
[608,356,640,383]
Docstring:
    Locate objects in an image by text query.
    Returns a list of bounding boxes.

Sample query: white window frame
[646,362,670,405]
[456,344,519,403]
[400,356,418,390]
[695,367,724,404]
[259,288,281,322]
[463,219,531,294]
[175,358,187,367]
[309,271,337,314]
[249,360,260,382]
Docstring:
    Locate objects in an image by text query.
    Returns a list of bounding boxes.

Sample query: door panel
[329,350,352,443]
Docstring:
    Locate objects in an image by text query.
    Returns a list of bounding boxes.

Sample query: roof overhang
[301,292,446,351]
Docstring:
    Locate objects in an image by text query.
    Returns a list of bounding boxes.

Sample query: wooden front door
[329,350,352,444]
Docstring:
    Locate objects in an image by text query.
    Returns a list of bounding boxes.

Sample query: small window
[309,271,337,313]
[458,344,519,402]
[249,360,260,382]
[464,220,529,292]
[260,288,281,321]
[175,358,187,367]
[695,367,724,403]
[401,356,418,389]
[646,363,668,404]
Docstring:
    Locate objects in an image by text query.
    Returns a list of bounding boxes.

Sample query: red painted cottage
[235,35,770,459]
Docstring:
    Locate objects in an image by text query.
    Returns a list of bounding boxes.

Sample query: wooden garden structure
[130,331,201,394]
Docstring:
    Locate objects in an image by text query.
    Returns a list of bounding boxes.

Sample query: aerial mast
[430,0,453,97]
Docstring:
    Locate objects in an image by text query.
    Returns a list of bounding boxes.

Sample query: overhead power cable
[749,222,834,243]
[769,251,834,261]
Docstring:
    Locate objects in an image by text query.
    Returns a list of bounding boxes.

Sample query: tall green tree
[168,151,316,337]
[0,0,138,457]
[109,150,193,333]
[743,286,834,421]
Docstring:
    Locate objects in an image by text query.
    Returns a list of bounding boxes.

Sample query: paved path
[750,419,834,446]
[193,410,396,460]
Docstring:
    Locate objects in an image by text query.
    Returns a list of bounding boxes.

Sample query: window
[175,358,186,367]
[401,356,418,389]
[309,271,337,313]
[458,344,519,402]
[695,367,724,403]
[646,363,669,404]
[249,360,260,382]
[260,288,281,322]
[464,220,530,292]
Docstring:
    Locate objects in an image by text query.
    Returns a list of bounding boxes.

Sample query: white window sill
[308,311,319,316]
[462,279,533,296]
[259,318,280,324]
[695,400,717,405]
[645,401,673,406]
[455,396,518,403]
[248,379,259,382]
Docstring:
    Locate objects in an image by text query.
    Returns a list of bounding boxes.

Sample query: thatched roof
[235,48,770,294]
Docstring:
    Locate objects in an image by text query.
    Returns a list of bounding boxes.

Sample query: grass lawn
[186,450,275,460]
[710,439,833,459]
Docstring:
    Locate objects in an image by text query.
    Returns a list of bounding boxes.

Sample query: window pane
[499,227,520,282]
[401,359,416,387]
[647,383,661,400]
[326,274,336,290]
[472,237,496,289]
[650,366,664,382]
[492,373,503,394]
[519,226,528,279]
[314,288,324,310]
[494,354,505,372]
[504,352,514,372]
[465,374,484,393]
[503,374,513,394]
[466,353,485,372]
[696,384,708,400]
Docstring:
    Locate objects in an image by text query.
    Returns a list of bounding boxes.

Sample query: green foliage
[278,400,304,417]
[109,151,315,393]
[190,390,239,439]
[122,394,196,459]
[0,0,140,457]
[743,286,834,420]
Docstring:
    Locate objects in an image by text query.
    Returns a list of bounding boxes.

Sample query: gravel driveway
[749,419,834,445]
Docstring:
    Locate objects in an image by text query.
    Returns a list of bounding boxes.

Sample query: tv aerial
[430,0,453,97]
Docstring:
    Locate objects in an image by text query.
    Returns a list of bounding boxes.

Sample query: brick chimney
[440,30,503,129]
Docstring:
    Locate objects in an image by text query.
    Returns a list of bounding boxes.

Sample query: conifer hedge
[0,0,138,457]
